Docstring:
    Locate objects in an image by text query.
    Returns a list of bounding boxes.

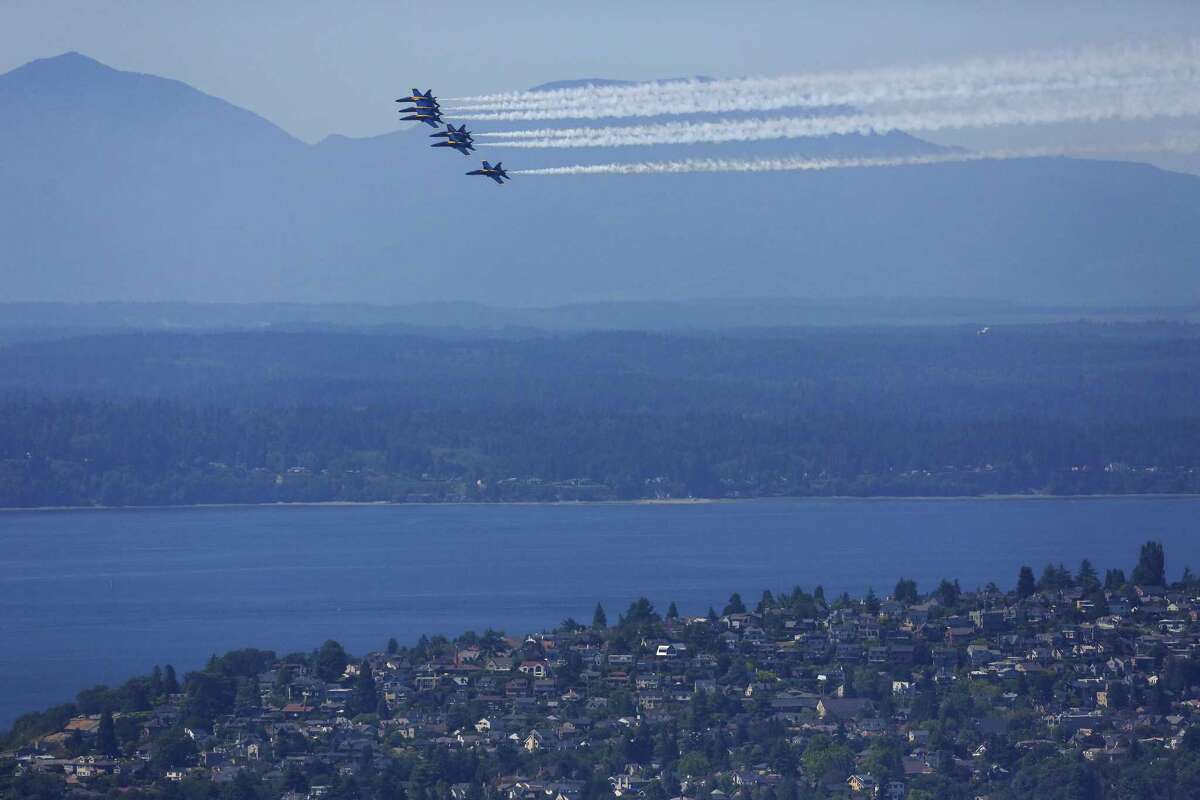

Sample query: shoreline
[2,492,1199,513]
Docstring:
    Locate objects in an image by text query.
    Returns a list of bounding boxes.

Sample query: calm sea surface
[1,497,1198,727]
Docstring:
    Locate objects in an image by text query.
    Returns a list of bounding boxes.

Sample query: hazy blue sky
[2,1,1199,143]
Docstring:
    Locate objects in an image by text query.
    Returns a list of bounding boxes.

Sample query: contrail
[515,151,1027,177]
[446,39,1200,121]
[478,86,1200,149]
[512,137,1200,177]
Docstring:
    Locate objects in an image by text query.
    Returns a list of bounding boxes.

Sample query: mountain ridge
[1,52,1197,308]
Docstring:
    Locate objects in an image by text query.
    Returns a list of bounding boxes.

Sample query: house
[847,774,877,793]
[519,661,549,679]
[523,730,546,752]
[817,697,875,721]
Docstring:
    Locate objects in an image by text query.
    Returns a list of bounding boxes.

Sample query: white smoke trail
[512,137,1200,177]
[445,39,1200,121]
[516,151,1021,177]
[479,86,1200,149]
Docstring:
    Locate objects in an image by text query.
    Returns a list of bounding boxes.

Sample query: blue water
[1,497,1198,728]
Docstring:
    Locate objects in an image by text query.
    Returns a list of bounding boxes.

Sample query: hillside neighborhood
[5,542,1200,799]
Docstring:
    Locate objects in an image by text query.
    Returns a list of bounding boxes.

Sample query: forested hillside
[1,324,1198,507]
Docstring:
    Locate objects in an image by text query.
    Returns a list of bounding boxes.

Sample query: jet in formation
[397,88,443,127]
[466,161,511,185]
[398,88,516,179]
[430,124,475,156]
[396,88,439,109]
[400,107,444,127]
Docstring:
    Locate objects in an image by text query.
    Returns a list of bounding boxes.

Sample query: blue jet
[466,161,510,185]
[400,108,444,127]
[395,88,439,109]
[432,139,475,156]
[430,124,475,155]
[430,124,472,141]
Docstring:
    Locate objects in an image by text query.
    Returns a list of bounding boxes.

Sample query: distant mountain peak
[1,50,303,149]
[1,49,116,81]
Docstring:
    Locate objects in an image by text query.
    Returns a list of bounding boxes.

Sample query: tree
[226,770,264,800]
[592,603,608,629]
[864,587,880,614]
[1133,540,1166,586]
[479,629,507,655]
[316,640,349,683]
[183,671,236,726]
[1038,563,1073,591]
[893,578,919,605]
[666,601,679,620]
[801,735,855,783]
[283,764,309,793]
[1107,682,1129,710]
[935,579,961,608]
[1104,568,1127,591]
[723,592,746,615]
[387,637,400,655]
[1017,566,1036,598]
[678,751,710,777]
[150,728,197,772]
[756,589,775,614]
[96,710,117,756]
[621,597,658,628]
[376,695,392,720]
[235,676,261,713]
[163,664,179,695]
[1077,559,1099,591]
[349,660,377,717]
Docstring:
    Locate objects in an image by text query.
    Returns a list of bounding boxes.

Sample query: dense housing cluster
[5,542,1200,799]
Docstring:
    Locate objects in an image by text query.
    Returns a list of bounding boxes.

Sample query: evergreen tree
[723,592,746,615]
[1077,559,1099,591]
[96,710,117,756]
[235,676,261,713]
[1104,568,1127,591]
[935,579,961,607]
[1133,540,1166,586]
[376,695,392,720]
[315,640,349,683]
[756,589,775,614]
[666,601,679,620]
[1017,566,1037,598]
[1180,566,1197,590]
[349,660,377,717]
[893,578,919,605]
[387,637,399,655]
[864,587,880,614]
[592,603,608,629]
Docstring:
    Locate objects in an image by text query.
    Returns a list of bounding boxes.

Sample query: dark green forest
[1,323,1198,507]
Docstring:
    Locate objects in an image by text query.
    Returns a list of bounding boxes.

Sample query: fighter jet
[429,124,474,153]
[395,88,439,109]
[400,108,444,127]
[466,161,510,184]
[430,124,473,141]
[434,140,475,156]
[431,128,475,156]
